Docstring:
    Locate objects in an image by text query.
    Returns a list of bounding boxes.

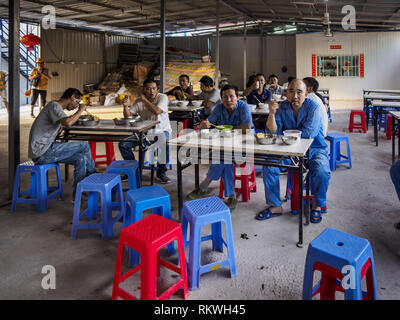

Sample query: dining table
[168,130,313,248]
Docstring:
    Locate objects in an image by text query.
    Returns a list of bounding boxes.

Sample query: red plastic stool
[286,172,327,214]
[89,141,116,167]
[386,115,393,140]
[112,214,189,300]
[349,110,367,133]
[177,119,188,137]
[219,163,256,202]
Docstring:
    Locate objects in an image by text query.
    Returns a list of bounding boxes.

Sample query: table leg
[305,159,310,226]
[374,106,378,146]
[138,132,143,183]
[296,157,304,248]
[177,145,183,221]
[195,163,199,189]
[393,116,396,164]
[398,118,400,162]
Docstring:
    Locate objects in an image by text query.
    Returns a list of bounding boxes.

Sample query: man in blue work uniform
[186,84,254,211]
[256,79,331,223]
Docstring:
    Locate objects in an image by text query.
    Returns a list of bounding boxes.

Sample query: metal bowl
[281,135,299,145]
[256,133,276,145]
[113,118,127,126]
[82,119,100,127]
[128,117,142,127]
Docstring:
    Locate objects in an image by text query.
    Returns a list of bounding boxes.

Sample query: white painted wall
[296,31,400,100]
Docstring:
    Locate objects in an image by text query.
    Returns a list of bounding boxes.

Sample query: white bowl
[191,100,203,108]
[281,135,299,145]
[248,104,257,110]
[176,100,189,107]
[221,129,241,138]
[283,130,302,139]
[258,103,269,110]
[272,94,282,101]
[201,129,219,139]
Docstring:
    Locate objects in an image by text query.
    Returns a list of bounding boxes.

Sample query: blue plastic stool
[303,228,378,300]
[142,148,173,171]
[363,102,374,125]
[72,173,125,240]
[11,161,64,213]
[326,133,352,171]
[181,196,237,290]
[124,185,176,266]
[106,160,141,191]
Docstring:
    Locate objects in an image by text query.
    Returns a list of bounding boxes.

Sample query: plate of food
[255,132,277,145]
[213,124,233,131]
[77,115,100,126]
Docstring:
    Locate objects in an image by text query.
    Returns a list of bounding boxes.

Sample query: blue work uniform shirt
[273,98,328,150]
[246,88,272,106]
[208,99,255,130]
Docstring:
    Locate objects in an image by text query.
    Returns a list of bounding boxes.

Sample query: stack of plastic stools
[112,214,189,300]
[11,161,64,213]
[363,103,373,125]
[124,185,176,266]
[326,132,352,171]
[72,173,125,239]
[303,228,378,300]
[182,196,237,290]
[106,160,141,192]
[218,162,257,202]
[349,110,367,133]
[89,141,116,167]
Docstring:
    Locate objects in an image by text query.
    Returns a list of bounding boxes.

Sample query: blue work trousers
[207,163,235,197]
[263,148,331,208]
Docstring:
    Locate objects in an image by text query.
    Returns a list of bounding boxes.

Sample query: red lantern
[20,34,40,53]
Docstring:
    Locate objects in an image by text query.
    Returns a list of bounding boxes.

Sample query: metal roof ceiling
[0,0,400,36]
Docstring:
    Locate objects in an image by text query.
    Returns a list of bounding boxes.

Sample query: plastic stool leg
[87,191,99,220]
[224,217,237,278]
[11,168,21,212]
[346,139,352,169]
[55,164,64,200]
[140,251,158,300]
[111,238,125,300]
[188,224,202,290]
[176,230,190,299]
[211,222,224,252]
[153,204,176,256]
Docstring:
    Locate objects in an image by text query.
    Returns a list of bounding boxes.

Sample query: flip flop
[310,209,322,224]
[255,208,282,221]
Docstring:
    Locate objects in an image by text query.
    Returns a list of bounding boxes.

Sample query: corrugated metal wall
[296,31,400,100]
[41,27,142,98]
[210,35,296,90]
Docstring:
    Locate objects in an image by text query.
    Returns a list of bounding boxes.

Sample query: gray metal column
[160,0,166,92]
[243,16,247,91]
[215,0,220,88]
[8,0,20,199]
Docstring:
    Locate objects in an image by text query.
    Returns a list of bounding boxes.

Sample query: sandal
[255,208,282,221]
[310,209,322,224]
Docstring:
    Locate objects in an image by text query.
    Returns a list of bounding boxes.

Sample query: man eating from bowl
[118,78,172,184]
[165,74,194,101]
[185,84,254,211]
[256,79,331,223]
[28,88,96,200]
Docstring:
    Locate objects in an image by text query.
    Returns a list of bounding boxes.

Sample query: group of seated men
[27,74,331,224]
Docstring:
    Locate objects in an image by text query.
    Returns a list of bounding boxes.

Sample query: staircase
[0,19,38,80]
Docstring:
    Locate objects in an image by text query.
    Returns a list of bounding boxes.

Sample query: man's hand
[122,96,129,108]
[78,103,87,112]
[199,119,211,129]
[174,89,184,100]
[268,100,279,115]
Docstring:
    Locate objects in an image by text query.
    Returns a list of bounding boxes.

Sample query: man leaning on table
[183,75,221,118]
[28,88,96,200]
[118,78,172,184]
[186,84,254,211]
[256,79,331,223]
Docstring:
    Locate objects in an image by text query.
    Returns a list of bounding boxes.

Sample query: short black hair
[199,75,214,87]
[179,74,190,82]
[143,78,158,87]
[268,74,278,80]
[255,73,266,79]
[303,77,319,92]
[61,88,83,100]
[220,84,239,98]
[288,76,296,82]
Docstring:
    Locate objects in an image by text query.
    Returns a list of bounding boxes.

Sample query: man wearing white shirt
[303,77,329,137]
[119,79,172,183]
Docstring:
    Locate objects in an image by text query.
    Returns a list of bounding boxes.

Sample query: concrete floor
[1,100,400,300]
